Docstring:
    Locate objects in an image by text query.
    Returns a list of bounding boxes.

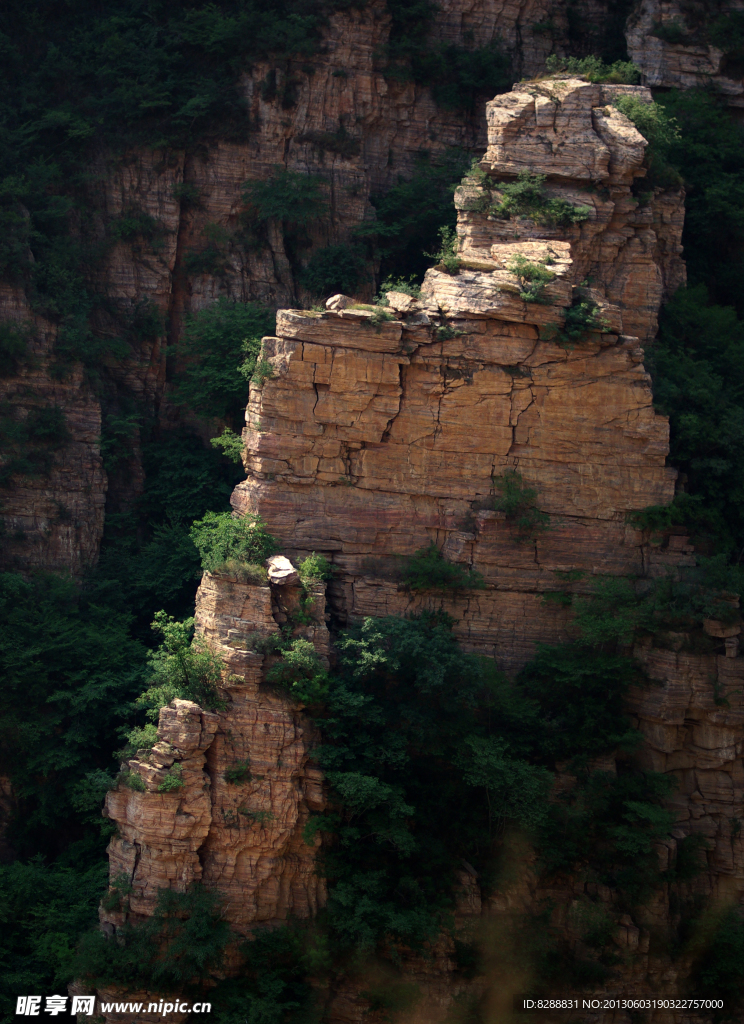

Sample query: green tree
[189,510,278,574]
[135,611,227,718]
[400,542,485,591]
[0,571,146,856]
[75,884,231,989]
[243,168,326,225]
[649,285,744,555]
[0,856,108,1021]
[357,150,470,282]
[173,298,275,422]
[656,89,744,311]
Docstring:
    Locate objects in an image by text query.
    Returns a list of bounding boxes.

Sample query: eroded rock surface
[628,1,744,106]
[0,1,667,575]
[233,78,684,675]
[95,71,744,1024]
[101,564,328,951]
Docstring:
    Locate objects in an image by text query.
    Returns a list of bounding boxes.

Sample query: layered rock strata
[628,1,744,105]
[101,564,328,949]
[1,0,673,574]
[96,76,744,1023]
[233,78,685,674]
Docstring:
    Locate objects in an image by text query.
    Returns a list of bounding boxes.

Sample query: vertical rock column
[102,700,219,927]
[233,78,685,674]
[101,557,328,946]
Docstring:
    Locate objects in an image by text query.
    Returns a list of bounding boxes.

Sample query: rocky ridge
[97,76,744,1022]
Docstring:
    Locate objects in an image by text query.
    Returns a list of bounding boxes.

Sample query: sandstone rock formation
[94,73,744,1023]
[0,0,660,573]
[233,77,685,675]
[628,1,744,105]
[101,563,328,945]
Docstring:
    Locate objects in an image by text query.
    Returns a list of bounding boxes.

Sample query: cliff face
[95,74,744,1022]
[2,0,741,576]
[233,78,684,674]
[4,2,737,1019]
[92,74,744,1023]
[0,0,667,575]
[102,569,328,940]
[627,1,744,104]
[0,285,106,575]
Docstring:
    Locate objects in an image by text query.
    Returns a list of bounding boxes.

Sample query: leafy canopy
[358,150,470,282]
[135,611,227,718]
[613,95,681,189]
[0,571,146,855]
[173,298,275,422]
[400,542,485,592]
[75,884,230,989]
[243,168,327,225]
[649,285,744,556]
[296,614,672,953]
[190,510,279,574]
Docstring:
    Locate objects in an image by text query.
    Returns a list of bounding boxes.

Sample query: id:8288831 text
[516,998,725,1011]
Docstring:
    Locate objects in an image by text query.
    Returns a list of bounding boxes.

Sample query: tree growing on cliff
[492,470,551,540]
[135,611,227,718]
[400,542,485,591]
[173,298,275,423]
[243,168,327,226]
[613,94,682,189]
[190,510,278,576]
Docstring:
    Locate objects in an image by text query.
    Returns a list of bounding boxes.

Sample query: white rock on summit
[265,553,300,585]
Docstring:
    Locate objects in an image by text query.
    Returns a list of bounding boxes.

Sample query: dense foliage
[648,287,744,556]
[76,885,231,989]
[643,90,744,559]
[0,572,146,857]
[357,150,470,282]
[135,611,228,717]
[96,430,241,633]
[400,543,485,591]
[656,89,744,314]
[189,510,278,574]
[173,299,275,422]
[383,0,510,111]
[544,54,640,83]
[0,856,108,1022]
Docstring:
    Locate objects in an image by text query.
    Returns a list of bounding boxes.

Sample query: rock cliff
[4,0,743,576]
[627,1,744,105]
[233,77,684,675]
[0,285,106,575]
[0,0,677,575]
[95,75,744,1022]
[102,568,329,941]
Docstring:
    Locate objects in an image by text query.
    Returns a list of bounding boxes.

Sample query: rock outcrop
[233,78,685,675]
[96,74,744,1023]
[628,1,744,105]
[0,0,672,574]
[101,564,328,945]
